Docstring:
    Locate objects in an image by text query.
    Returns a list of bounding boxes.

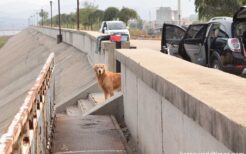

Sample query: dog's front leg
[109,91,114,97]
[104,92,109,100]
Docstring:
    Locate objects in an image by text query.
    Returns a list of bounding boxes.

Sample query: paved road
[52,115,126,153]
[130,40,161,52]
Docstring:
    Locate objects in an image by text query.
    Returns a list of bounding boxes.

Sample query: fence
[0,53,55,154]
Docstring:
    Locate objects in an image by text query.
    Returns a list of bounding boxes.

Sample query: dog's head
[93,64,107,76]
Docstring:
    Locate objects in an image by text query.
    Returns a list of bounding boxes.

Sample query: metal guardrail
[0,53,55,154]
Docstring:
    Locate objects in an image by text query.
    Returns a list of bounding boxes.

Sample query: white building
[156,7,181,27]
[156,7,172,27]
[172,10,179,24]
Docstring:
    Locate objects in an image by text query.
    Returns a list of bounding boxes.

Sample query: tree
[103,7,119,21]
[241,0,246,5]
[195,0,241,20]
[79,1,98,29]
[129,18,143,29]
[69,13,76,28]
[40,2,141,30]
[118,7,138,25]
[39,9,48,25]
[60,14,73,28]
[89,9,104,29]
[90,10,104,23]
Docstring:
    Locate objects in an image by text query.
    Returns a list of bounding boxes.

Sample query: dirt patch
[0,36,11,48]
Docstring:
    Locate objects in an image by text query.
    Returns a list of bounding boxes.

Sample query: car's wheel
[212,59,222,70]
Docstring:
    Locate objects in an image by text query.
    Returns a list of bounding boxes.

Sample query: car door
[183,24,209,65]
[161,23,186,56]
[100,22,105,33]
[101,22,108,33]
[232,6,246,57]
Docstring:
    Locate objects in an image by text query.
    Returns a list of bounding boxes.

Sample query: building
[156,7,172,27]
[156,7,181,27]
[172,10,179,24]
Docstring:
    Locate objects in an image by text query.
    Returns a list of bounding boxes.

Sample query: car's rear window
[107,22,126,30]
[165,25,185,40]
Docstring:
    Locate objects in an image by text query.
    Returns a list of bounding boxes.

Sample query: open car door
[233,6,246,57]
[233,6,246,40]
[182,24,209,65]
[233,6,246,22]
[161,23,186,56]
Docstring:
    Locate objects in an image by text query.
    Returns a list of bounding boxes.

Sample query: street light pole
[36,12,39,26]
[28,18,30,26]
[50,1,53,27]
[34,14,36,26]
[57,0,63,43]
[31,16,33,26]
[32,15,35,26]
[178,0,181,25]
[41,9,44,26]
[77,0,80,30]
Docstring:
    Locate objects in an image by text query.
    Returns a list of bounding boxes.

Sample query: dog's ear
[93,64,98,71]
[102,64,108,71]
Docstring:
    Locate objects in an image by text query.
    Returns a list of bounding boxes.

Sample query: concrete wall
[33,26,104,65]
[116,49,246,153]
[33,27,129,71]
[0,28,99,134]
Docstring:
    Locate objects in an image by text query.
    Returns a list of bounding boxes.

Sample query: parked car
[99,21,130,40]
[161,6,246,75]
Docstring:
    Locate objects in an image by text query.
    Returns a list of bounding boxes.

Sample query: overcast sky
[0,0,196,23]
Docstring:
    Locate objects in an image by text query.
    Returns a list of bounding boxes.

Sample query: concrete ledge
[33,26,102,41]
[102,41,130,72]
[85,92,124,123]
[116,48,246,152]
[32,26,103,65]
[32,26,124,68]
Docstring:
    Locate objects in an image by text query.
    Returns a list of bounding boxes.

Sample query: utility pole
[77,0,80,30]
[149,11,151,29]
[41,9,44,26]
[36,12,39,26]
[178,0,181,25]
[50,1,53,27]
[31,16,33,26]
[57,0,63,43]
[32,15,35,26]
[34,14,36,26]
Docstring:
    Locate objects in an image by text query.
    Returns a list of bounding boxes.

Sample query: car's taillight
[227,38,241,52]
[235,64,244,68]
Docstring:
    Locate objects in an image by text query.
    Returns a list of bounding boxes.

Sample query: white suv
[99,21,130,39]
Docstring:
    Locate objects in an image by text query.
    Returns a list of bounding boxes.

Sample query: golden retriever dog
[93,64,121,99]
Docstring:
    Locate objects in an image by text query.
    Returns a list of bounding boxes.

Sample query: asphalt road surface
[130,40,161,52]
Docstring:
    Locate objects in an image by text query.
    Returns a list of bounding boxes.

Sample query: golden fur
[93,64,121,100]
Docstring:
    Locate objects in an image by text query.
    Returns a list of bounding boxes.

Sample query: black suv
[161,6,246,76]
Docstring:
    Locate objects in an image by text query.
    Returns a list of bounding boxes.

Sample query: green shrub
[0,36,10,48]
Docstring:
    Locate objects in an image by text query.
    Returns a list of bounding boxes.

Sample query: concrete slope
[0,28,96,134]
